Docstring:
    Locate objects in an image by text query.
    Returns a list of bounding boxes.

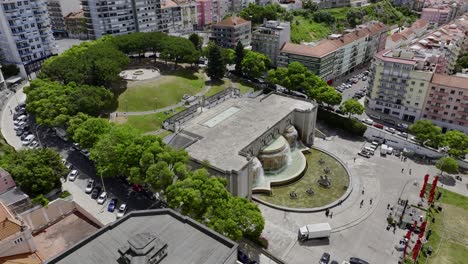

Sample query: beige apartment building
[422,74,468,133]
[211,16,251,48]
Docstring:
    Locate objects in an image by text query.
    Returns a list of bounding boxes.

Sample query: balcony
[431,99,446,104]
[429,106,445,111]
[433,90,448,96]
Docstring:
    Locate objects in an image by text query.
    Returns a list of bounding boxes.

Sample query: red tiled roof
[431,74,468,89]
[215,16,250,27]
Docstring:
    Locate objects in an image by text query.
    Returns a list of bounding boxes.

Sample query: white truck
[298,223,331,241]
[380,144,388,156]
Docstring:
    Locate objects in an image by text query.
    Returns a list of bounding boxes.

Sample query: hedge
[317,108,367,136]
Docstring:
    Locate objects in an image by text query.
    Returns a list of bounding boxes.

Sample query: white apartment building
[0,0,57,76]
[251,20,290,67]
[81,0,162,39]
[46,0,81,36]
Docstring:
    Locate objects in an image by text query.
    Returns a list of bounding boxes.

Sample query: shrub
[317,108,367,136]
[59,190,71,198]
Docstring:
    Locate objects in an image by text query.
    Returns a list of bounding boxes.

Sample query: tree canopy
[235,41,245,75]
[409,120,442,146]
[340,99,364,118]
[435,157,459,174]
[240,3,285,25]
[266,62,342,106]
[166,171,264,241]
[189,33,203,50]
[241,51,271,79]
[0,148,68,197]
[440,130,468,158]
[206,42,225,80]
[24,79,114,126]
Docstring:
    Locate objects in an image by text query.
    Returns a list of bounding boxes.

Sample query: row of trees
[65,115,264,241]
[24,79,115,126]
[409,120,468,159]
[266,62,342,106]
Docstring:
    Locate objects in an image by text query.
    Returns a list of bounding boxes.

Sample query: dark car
[20,132,31,140]
[330,261,339,264]
[349,257,369,264]
[108,198,118,212]
[91,185,102,199]
[16,129,24,136]
[320,252,330,264]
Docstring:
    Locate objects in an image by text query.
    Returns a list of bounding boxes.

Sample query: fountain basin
[258,136,290,172]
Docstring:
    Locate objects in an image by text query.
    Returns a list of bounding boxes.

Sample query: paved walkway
[258,135,439,264]
[1,84,28,150]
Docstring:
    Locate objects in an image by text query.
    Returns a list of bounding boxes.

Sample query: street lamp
[100,169,107,194]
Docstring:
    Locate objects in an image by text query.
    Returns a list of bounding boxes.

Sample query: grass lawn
[291,16,332,43]
[411,188,468,264]
[118,69,204,112]
[205,79,232,97]
[122,107,185,133]
[256,148,349,208]
[235,80,256,94]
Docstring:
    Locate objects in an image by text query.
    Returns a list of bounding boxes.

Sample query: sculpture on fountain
[318,175,331,188]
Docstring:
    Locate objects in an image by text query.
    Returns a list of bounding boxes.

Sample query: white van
[364,147,375,155]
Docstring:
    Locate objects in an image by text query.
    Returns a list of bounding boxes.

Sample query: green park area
[256,148,349,208]
[115,107,184,134]
[205,79,255,97]
[117,69,205,112]
[409,187,468,264]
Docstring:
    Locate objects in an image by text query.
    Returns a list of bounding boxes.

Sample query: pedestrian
[354,157,356,163]
[409,169,412,175]
[401,168,404,173]
[387,204,390,209]
[325,209,329,217]
[370,198,373,205]
[360,199,364,208]
[330,212,333,218]
[362,187,365,195]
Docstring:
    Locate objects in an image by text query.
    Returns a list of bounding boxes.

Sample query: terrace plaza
[166,91,317,198]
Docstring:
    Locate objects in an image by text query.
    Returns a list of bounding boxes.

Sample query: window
[456,99,460,102]
[450,90,455,94]
[415,103,419,106]
[411,81,415,85]
[431,86,436,90]
[429,93,433,97]
[459,91,463,95]
[410,88,413,92]
[451,113,455,117]
[420,83,424,87]
[418,90,422,93]
[444,112,448,115]
[433,110,438,114]
[449,97,453,101]
[423,114,427,118]
[453,106,458,110]
[440,88,445,92]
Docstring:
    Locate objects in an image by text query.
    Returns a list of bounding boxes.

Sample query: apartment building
[160,0,197,33]
[64,11,88,40]
[211,16,251,48]
[251,20,290,67]
[0,0,57,76]
[278,22,388,82]
[386,19,429,49]
[0,168,16,195]
[46,0,81,37]
[421,6,454,25]
[367,49,436,122]
[422,74,468,133]
[81,0,162,39]
[0,202,36,258]
[196,0,211,28]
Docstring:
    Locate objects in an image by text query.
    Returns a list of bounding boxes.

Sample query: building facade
[251,20,290,67]
[160,0,197,33]
[421,6,453,25]
[421,74,468,133]
[64,11,88,39]
[0,0,57,76]
[367,49,436,123]
[0,168,16,195]
[81,0,163,39]
[0,202,36,258]
[196,0,212,28]
[211,16,251,48]
[46,0,81,37]
[279,22,388,82]
[317,0,350,9]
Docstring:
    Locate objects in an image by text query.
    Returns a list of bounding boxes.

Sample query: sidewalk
[1,85,27,150]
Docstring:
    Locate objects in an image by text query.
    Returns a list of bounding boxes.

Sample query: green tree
[0,148,68,197]
[240,3,284,24]
[409,120,442,146]
[303,0,319,12]
[1,64,20,78]
[313,11,336,25]
[221,48,235,65]
[235,41,245,75]
[435,156,459,175]
[73,118,113,148]
[346,9,361,28]
[441,130,468,158]
[145,161,175,191]
[189,33,202,50]
[317,87,342,106]
[67,113,91,139]
[206,42,225,80]
[454,52,468,73]
[241,51,271,79]
[340,99,364,118]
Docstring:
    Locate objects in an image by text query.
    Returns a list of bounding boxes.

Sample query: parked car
[397,131,408,138]
[384,127,396,134]
[132,183,143,192]
[320,252,331,264]
[21,134,35,145]
[349,257,369,264]
[331,261,339,264]
[358,151,371,158]
[85,179,95,193]
[20,132,31,140]
[68,169,79,181]
[16,129,24,136]
[116,203,128,218]
[373,123,384,129]
[91,185,102,199]
[81,149,91,158]
[28,141,39,149]
[362,76,367,81]
[108,198,118,212]
[362,118,374,125]
[97,192,107,204]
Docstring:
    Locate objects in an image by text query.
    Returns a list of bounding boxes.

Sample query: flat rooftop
[178,94,314,172]
[46,209,238,264]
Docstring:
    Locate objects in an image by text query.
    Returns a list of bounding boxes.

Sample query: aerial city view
[0,0,467,263]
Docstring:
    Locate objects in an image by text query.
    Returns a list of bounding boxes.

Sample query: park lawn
[235,80,256,94]
[413,188,468,264]
[205,79,233,97]
[291,16,332,43]
[118,69,204,112]
[125,107,184,133]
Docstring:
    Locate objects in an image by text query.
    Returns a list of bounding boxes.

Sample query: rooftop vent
[118,233,168,264]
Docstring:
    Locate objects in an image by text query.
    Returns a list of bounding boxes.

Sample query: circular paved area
[119,68,160,81]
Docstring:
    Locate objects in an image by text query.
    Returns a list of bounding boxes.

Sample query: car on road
[107,198,118,212]
[14,121,26,130]
[349,257,369,264]
[91,185,102,199]
[373,123,384,129]
[362,76,367,81]
[68,169,79,181]
[397,131,408,138]
[85,179,95,193]
[362,118,374,125]
[16,129,24,136]
[132,183,143,192]
[397,123,409,131]
[81,149,91,158]
[384,127,396,134]
[320,252,330,264]
[20,132,31,140]
[97,192,107,204]
[116,203,127,218]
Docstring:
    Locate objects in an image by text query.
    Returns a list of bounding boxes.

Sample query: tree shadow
[438,174,456,186]
[206,79,225,87]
